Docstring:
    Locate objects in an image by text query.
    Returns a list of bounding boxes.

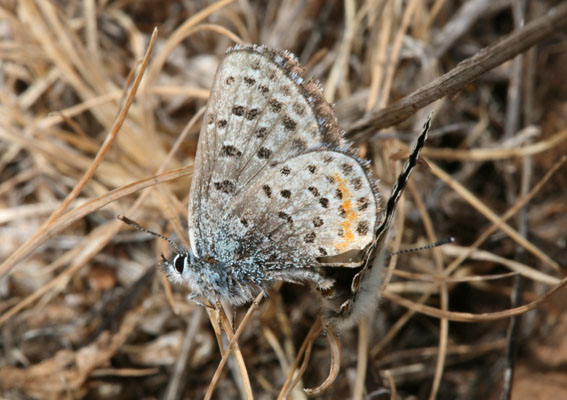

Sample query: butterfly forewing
[189,45,379,265]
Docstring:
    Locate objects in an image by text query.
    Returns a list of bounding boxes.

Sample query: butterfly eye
[174,255,185,274]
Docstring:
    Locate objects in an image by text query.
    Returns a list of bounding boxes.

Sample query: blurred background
[0,1,566,399]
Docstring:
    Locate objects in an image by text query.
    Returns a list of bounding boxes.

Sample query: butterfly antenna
[373,114,432,247]
[390,237,455,256]
[117,214,182,253]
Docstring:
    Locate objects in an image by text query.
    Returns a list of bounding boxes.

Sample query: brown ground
[0,1,566,399]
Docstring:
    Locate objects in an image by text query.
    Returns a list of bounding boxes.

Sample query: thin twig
[346,2,567,140]
[162,309,203,400]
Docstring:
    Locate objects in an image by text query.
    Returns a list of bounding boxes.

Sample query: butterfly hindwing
[214,150,379,267]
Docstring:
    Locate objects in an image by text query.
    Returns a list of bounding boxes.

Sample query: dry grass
[1,1,566,399]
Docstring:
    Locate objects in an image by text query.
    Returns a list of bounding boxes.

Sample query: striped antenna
[390,237,455,256]
[372,114,432,249]
[117,215,182,253]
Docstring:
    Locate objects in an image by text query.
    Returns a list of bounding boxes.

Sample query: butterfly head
[161,250,202,291]
[161,250,259,305]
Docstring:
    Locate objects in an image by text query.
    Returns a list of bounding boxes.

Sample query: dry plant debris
[1,1,566,399]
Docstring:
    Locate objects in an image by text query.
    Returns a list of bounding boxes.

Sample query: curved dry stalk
[383,370,398,400]
[392,269,520,283]
[383,273,567,322]
[442,246,560,286]
[303,325,341,395]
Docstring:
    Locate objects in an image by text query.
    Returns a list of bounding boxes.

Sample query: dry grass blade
[353,318,369,400]
[215,304,254,400]
[0,166,191,327]
[427,159,562,272]
[422,128,567,160]
[384,273,567,322]
[204,293,264,400]
[384,370,398,400]
[442,245,560,285]
[0,165,191,294]
[0,28,158,278]
[407,181,449,400]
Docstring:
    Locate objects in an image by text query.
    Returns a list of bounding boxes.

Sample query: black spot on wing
[221,145,242,157]
[243,77,256,86]
[269,99,282,113]
[357,197,369,211]
[304,232,316,243]
[214,180,235,194]
[308,186,320,197]
[352,178,363,190]
[257,147,272,159]
[282,116,296,131]
[357,221,369,235]
[232,105,245,116]
[263,185,272,198]
[246,108,259,120]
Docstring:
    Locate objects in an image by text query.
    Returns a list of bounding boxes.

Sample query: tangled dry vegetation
[1,1,566,399]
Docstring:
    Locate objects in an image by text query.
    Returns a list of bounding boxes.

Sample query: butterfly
[159,44,430,328]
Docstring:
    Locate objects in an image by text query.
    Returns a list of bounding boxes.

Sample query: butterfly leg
[187,293,214,308]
